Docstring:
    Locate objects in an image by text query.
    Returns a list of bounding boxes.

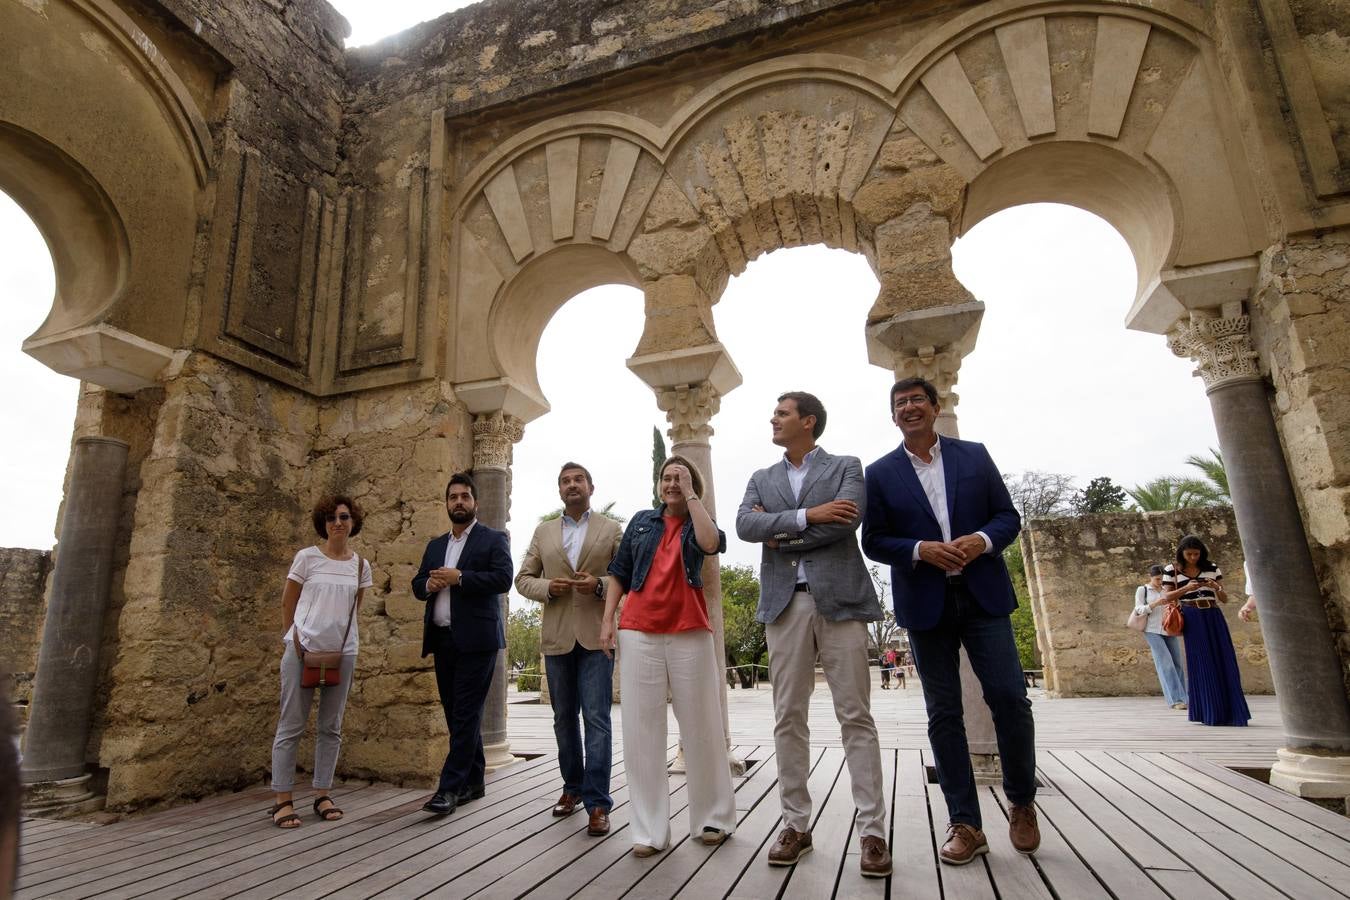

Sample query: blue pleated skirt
[1181,605,1251,726]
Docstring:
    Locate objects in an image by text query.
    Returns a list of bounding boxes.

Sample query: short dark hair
[558,462,593,487]
[1175,534,1213,570]
[1148,564,1165,577]
[778,392,827,438]
[312,495,363,538]
[446,472,477,501]
[890,377,939,409]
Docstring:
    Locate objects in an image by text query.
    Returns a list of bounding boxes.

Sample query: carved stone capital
[1167,308,1260,392]
[471,410,525,470]
[657,381,720,445]
[894,345,963,410]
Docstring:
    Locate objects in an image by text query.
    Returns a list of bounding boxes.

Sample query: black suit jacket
[412,523,513,656]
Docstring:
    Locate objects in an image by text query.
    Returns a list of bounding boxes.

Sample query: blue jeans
[1143,631,1187,706]
[907,584,1037,829]
[545,642,614,812]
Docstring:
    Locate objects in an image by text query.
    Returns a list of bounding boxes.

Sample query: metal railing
[725,663,771,689]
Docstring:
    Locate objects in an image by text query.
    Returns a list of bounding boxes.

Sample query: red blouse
[618,515,710,634]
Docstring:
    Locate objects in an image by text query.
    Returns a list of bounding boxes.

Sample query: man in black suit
[412,472,513,816]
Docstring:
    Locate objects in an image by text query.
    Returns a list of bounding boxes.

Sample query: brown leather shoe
[587,807,610,836]
[552,793,580,817]
[860,835,892,878]
[1008,803,1041,855]
[939,823,989,865]
[766,826,812,865]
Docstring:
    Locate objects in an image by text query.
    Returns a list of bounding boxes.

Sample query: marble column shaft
[22,436,128,784]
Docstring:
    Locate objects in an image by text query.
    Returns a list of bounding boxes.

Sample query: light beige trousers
[766,590,887,838]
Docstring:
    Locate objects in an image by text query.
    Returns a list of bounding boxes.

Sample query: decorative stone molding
[657,381,720,445]
[471,411,525,471]
[894,345,963,411]
[1167,308,1261,391]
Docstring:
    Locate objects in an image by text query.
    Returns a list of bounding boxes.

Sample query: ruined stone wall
[1023,508,1273,699]
[1254,225,1350,698]
[0,549,51,710]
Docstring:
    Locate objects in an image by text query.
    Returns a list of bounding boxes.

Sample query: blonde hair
[659,455,705,499]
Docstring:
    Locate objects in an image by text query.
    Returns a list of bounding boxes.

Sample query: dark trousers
[430,627,497,795]
[907,582,1036,828]
[545,642,614,812]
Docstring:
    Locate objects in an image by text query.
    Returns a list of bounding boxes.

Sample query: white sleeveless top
[283,547,372,655]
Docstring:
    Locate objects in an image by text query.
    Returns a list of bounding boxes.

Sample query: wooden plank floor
[19,688,1341,899]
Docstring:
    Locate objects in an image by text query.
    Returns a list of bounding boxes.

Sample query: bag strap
[337,554,361,650]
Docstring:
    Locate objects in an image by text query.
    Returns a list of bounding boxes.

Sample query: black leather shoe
[456,783,486,804]
[422,792,457,816]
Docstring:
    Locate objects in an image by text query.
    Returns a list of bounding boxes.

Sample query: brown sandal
[269,801,301,828]
[313,795,343,821]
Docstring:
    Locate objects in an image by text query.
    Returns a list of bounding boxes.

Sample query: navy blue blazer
[861,437,1021,631]
[411,523,513,656]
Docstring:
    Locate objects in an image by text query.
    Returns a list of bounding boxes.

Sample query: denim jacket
[607,506,727,593]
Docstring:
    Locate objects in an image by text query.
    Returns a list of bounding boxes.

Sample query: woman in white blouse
[1133,565,1187,708]
[269,495,372,828]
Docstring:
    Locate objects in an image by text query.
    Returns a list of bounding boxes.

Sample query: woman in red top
[601,456,737,856]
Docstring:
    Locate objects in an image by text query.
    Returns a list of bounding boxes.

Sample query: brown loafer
[860,835,892,878]
[1008,803,1041,855]
[766,826,812,865]
[552,792,580,817]
[939,822,988,865]
[587,807,610,836]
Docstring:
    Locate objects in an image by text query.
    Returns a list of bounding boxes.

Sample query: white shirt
[784,447,821,585]
[904,436,992,572]
[561,509,591,570]
[432,521,476,627]
[284,547,372,654]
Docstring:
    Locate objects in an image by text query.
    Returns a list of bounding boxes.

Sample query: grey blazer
[735,448,883,625]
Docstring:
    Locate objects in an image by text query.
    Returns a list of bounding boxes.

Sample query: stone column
[21,436,128,814]
[470,410,525,772]
[1170,304,1350,802]
[628,343,743,775]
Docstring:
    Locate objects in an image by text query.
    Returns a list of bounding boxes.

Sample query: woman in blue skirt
[1160,535,1250,726]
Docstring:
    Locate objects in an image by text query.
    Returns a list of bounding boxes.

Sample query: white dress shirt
[432,521,476,627]
[561,509,591,570]
[904,436,991,573]
[783,446,821,533]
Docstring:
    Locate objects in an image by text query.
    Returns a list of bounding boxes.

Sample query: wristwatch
[594,578,605,598]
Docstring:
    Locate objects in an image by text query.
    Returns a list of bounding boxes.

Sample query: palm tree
[1184,448,1229,504]
[1127,476,1211,511]
[539,500,626,524]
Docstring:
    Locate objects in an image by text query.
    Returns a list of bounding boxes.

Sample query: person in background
[1160,535,1250,727]
[1238,560,1258,623]
[600,456,736,858]
[1133,564,1188,709]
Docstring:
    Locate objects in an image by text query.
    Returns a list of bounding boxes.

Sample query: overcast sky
[0,2,1220,609]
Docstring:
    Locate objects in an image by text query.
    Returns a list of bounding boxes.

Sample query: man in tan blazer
[515,462,623,836]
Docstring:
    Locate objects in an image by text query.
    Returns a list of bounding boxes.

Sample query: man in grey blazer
[736,392,891,878]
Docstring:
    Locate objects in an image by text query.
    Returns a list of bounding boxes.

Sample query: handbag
[293,554,361,688]
[1126,586,1149,632]
[1161,601,1184,637]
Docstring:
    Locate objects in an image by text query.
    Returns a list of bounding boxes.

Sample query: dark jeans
[907,582,1036,829]
[430,628,497,795]
[545,642,614,812]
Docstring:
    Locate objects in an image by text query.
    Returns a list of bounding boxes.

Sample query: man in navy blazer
[861,377,1039,865]
[412,472,513,816]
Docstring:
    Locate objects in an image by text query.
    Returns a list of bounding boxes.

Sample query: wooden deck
[18,689,1350,899]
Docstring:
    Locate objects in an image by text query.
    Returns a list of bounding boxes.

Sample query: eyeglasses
[326,513,352,522]
[892,395,931,408]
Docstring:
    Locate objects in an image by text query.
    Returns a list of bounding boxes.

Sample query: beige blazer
[515,512,623,655]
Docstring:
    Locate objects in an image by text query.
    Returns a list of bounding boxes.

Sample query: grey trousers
[766,590,888,838]
[270,642,356,792]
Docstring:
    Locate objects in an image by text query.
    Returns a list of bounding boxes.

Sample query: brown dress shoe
[766,827,812,865]
[552,793,580,817]
[939,823,989,865]
[1008,803,1041,855]
[860,835,892,878]
[587,807,610,836]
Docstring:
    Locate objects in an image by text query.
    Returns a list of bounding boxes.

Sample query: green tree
[1184,448,1229,504]
[1072,476,1128,514]
[1003,541,1040,669]
[866,566,899,657]
[721,564,766,687]
[506,606,542,689]
[651,426,666,508]
[1127,476,1212,511]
